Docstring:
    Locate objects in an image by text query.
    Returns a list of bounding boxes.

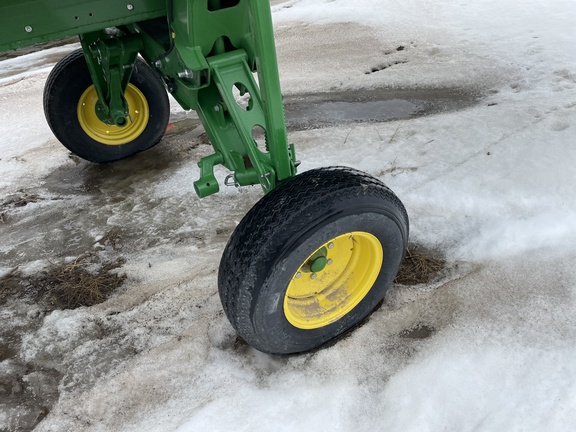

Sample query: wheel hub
[77,84,149,145]
[283,231,384,330]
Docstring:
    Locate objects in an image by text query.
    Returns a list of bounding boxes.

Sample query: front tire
[219,167,409,355]
[43,49,170,163]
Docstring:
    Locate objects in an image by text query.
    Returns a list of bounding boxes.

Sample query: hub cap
[284,231,383,329]
[77,84,149,145]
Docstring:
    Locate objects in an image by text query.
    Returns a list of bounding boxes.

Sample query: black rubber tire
[218,167,409,355]
[43,49,169,163]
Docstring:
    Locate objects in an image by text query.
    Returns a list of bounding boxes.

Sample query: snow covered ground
[1,0,576,430]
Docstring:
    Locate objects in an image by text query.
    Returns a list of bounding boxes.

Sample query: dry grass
[0,254,126,309]
[43,257,126,309]
[394,245,446,285]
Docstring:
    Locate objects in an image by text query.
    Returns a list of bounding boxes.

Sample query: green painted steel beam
[0,0,165,52]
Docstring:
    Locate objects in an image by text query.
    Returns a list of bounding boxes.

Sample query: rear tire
[218,167,409,355]
[43,49,169,163]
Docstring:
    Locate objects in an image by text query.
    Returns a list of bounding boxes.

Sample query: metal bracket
[194,152,224,198]
[80,31,143,127]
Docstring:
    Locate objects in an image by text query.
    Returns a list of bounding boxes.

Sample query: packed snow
[1,0,576,431]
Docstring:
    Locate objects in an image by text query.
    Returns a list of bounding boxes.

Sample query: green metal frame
[0,0,297,196]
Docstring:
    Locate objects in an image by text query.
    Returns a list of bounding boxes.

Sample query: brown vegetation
[0,254,126,309]
[395,245,446,285]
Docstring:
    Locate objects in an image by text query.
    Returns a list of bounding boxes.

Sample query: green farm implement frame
[0,0,409,355]
[1,0,295,196]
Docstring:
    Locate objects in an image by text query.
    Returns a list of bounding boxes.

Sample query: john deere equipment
[0,0,408,354]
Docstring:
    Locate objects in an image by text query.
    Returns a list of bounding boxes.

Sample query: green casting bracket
[152,0,297,196]
[194,152,224,197]
[80,30,144,127]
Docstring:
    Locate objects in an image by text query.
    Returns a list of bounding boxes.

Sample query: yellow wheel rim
[77,84,149,145]
[284,231,383,330]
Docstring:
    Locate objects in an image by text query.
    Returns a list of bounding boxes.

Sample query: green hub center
[309,256,328,273]
[303,246,328,273]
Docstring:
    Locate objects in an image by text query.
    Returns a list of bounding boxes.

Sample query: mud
[0,344,17,362]
[399,324,436,339]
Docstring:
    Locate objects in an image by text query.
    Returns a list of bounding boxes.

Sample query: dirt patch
[399,323,435,339]
[164,118,203,136]
[1,191,42,209]
[0,362,62,432]
[395,245,446,285]
[0,253,126,310]
[0,344,18,362]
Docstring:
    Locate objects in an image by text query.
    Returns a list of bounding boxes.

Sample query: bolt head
[25,26,33,33]
[327,259,333,265]
[214,105,221,112]
[311,273,317,280]
[295,272,302,279]
[328,243,334,249]
[127,4,134,10]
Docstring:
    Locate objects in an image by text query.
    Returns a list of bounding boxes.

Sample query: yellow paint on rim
[77,84,149,145]
[284,231,383,330]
